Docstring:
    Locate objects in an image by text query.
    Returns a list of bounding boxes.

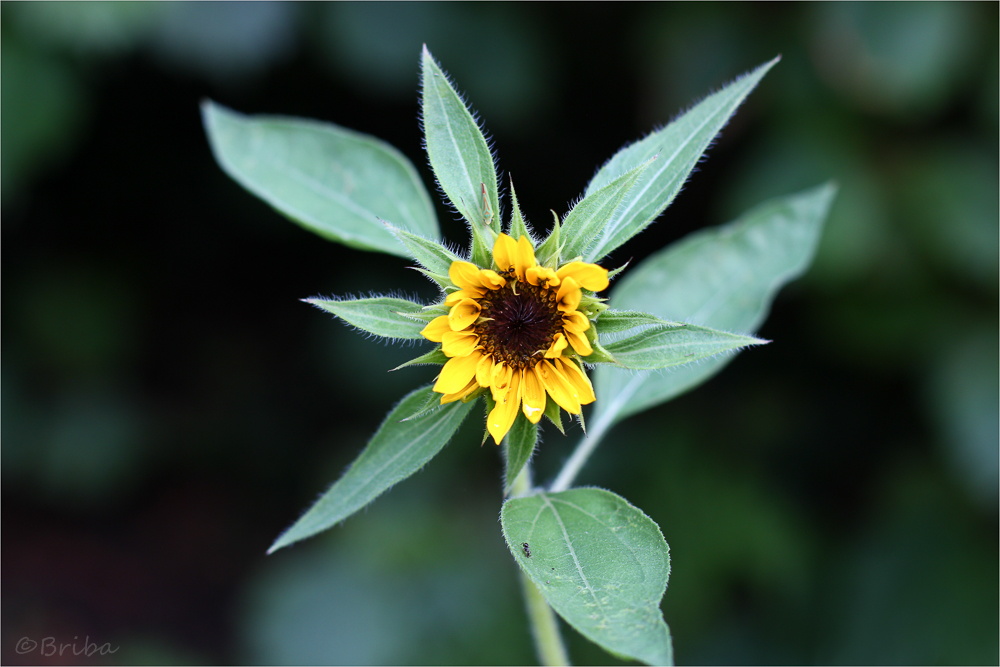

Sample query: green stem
[520,569,570,666]
[548,404,616,493]
[549,372,646,493]
[509,464,570,666]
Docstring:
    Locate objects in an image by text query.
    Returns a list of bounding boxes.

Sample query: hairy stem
[510,464,570,666]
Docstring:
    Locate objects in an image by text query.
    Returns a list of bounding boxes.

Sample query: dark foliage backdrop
[3,2,997,664]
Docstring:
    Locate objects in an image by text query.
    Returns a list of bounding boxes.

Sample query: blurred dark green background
[3,2,997,665]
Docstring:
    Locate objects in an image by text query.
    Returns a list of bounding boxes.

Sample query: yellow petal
[442,330,480,357]
[487,369,522,444]
[536,359,581,414]
[554,357,596,404]
[444,288,484,306]
[479,269,506,290]
[557,261,609,292]
[556,276,582,312]
[493,233,518,273]
[448,298,481,331]
[475,354,494,387]
[526,265,560,287]
[544,332,568,358]
[434,350,482,394]
[490,361,513,400]
[562,310,591,333]
[441,377,479,404]
[521,365,546,423]
[449,261,485,290]
[420,315,451,343]
[514,235,537,280]
[565,327,593,356]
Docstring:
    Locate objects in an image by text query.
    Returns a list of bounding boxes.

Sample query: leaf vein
[540,493,612,628]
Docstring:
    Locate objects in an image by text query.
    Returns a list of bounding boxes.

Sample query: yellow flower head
[421,233,609,445]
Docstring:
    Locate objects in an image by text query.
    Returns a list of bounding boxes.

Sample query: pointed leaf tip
[595,182,835,421]
[420,48,500,264]
[269,385,475,553]
[583,57,781,262]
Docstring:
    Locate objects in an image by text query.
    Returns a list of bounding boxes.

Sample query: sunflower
[420,232,609,444]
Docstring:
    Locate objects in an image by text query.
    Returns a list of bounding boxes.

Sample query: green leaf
[202,101,437,257]
[391,347,448,371]
[385,223,462,276]
[602,324,766,370]
[502,488,673,666]
[412,268,452,290]
[607,261,630,281]
[508,178,532,241]
[597,309,681,334]
[269,386,475,553]
[561,157,654,261]
[420,46,499,266]
[396,307,444,324]
[306,296,427,340]
[503,416,537,495]
[584,57,780,263]
[594,183,836,422]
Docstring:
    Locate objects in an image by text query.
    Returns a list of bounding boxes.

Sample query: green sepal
[394,307,442,323]
[474,225,498,268]
[607,261,630,281]
[422,303,450,315]
[503,415,538,496]
[397,387,445,422]
[391,347,448,371]
[582,339,619,365]
[459,385,489,403]
[508,178,533,242]
[585,319,600,346]
[543,399,564,435]
[410,267,451,290]
[535,210,562,268]
[471,232,492,268]
[481,394,497,446]
[418,304,449,320]
[596,309,683,334]
[385,222,462,276]
[306,296,427,340]
[578,294,608,319]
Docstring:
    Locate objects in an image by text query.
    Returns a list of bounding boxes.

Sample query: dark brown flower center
[475,272,563,370]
